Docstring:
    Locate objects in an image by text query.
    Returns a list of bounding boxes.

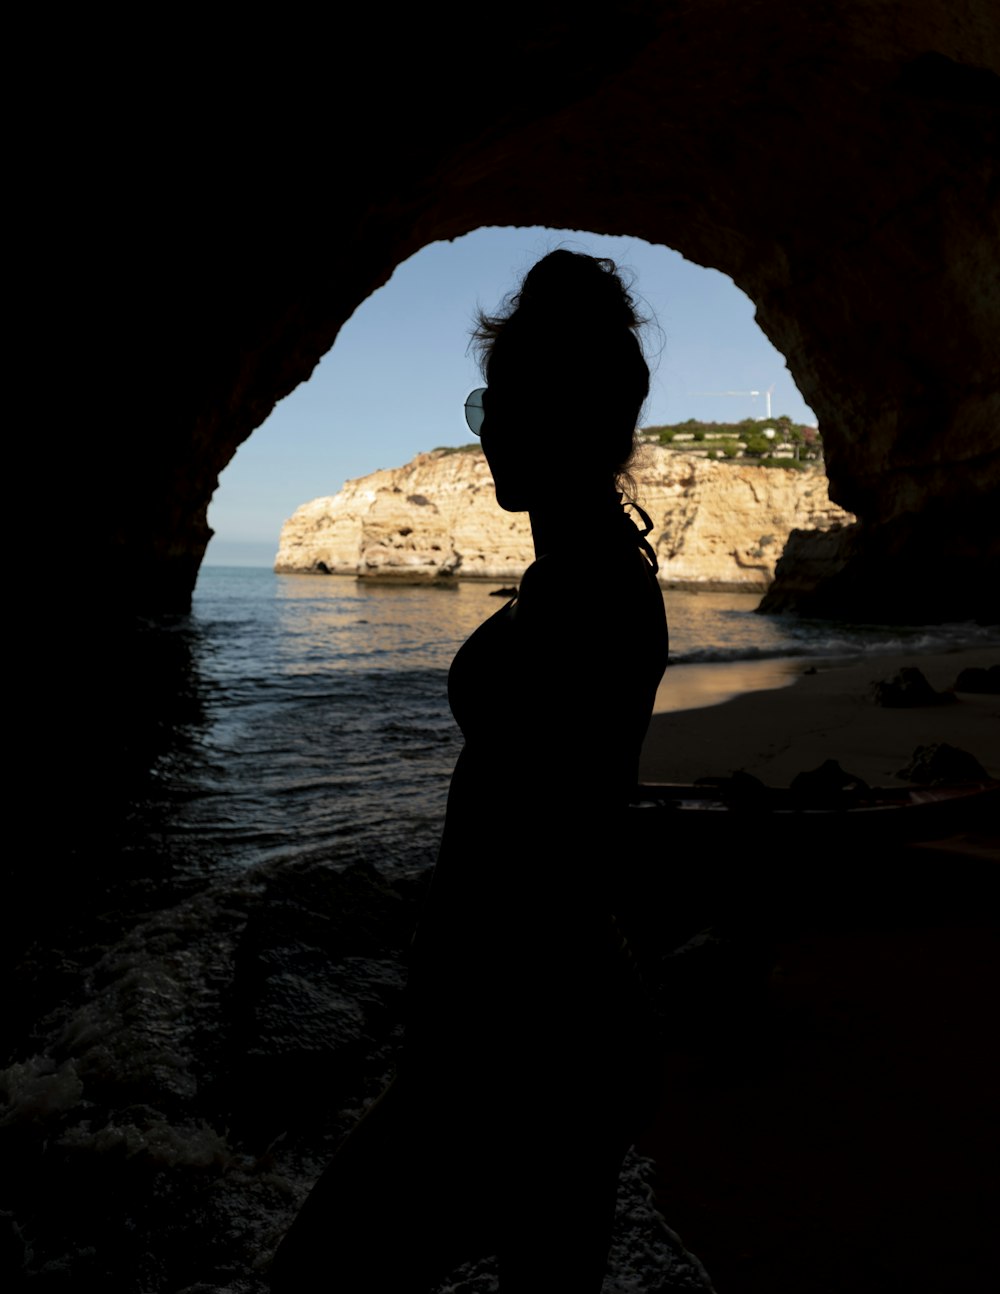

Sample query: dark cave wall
[62,0,999,620]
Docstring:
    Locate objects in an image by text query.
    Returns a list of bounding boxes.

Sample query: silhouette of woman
[271,250,669,1292]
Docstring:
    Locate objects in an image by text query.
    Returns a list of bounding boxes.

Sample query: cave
[58,2,998,627]
[16,5,1000,1292]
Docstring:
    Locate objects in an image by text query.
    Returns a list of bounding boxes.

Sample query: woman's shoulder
[517,551,575,599]
[515,543,665,632]
[516,548,620,619]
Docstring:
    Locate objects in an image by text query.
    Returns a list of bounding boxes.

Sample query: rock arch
[26,12,1000,1292]
[61,2,998,622]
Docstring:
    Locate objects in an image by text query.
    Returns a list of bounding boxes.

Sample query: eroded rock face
[276,452,532,583]
[644,451,850,590]
[275,448,851,590]
[63,1,999,623]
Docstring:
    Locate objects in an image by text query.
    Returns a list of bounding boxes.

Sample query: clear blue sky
[205,226,816,566]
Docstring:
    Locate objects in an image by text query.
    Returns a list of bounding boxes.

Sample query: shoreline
[272,566,774,596]
[653,657,802,714]
[640,643,1000,789]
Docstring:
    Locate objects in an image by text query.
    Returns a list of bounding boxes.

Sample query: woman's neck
[528,485,623,559]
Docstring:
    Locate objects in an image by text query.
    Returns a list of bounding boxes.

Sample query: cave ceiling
[61,1,999,622]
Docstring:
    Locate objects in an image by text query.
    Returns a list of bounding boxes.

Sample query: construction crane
[689,384,775,419]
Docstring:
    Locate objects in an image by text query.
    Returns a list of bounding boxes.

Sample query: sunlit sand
[641,645,999,790]
[653,658,802,714]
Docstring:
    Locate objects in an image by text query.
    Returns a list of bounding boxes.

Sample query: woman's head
[471,250,650,511]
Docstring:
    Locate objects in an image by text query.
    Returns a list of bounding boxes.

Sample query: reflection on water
[273,576,511,673]
[268,576,797,676]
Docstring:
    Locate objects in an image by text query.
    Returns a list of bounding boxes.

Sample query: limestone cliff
[275,447,852,590]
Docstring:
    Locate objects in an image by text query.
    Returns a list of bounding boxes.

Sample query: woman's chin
[493,486,532,514]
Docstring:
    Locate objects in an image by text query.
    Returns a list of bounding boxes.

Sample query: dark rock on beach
[788,758,870,805]
[897,742,990,784]
[871,666,957,708]
[954,664,1000,694]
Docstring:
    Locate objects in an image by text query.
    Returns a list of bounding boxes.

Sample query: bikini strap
[622,499,660,575]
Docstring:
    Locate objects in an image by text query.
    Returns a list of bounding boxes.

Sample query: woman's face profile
[480,367,552,513]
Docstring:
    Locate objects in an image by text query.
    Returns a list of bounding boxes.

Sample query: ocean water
[3,567,994,1292]
[164,567,991,879]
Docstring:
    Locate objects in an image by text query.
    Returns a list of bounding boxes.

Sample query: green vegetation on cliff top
[640,415,821,466]
[433,416,821,467]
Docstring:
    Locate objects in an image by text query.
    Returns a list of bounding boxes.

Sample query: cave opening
[202,225,817,573]
[17,10,1000,1290]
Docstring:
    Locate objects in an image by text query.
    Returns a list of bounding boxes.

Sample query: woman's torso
[403,508,668,1079]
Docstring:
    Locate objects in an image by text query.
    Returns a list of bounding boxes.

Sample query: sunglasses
[464,387,487,437]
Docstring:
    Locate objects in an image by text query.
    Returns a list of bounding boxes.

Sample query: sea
[4,567,995,1293]
[151,567,992,883]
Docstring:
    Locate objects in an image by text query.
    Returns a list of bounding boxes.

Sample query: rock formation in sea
[275,447,852,591]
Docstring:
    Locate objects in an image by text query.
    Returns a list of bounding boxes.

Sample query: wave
[669,619,1000,667]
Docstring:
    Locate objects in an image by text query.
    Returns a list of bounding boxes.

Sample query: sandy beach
[633,641,1000,1291]
[640,643,1000,791]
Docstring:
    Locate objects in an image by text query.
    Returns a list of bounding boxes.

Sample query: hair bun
[515,251,639,331]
